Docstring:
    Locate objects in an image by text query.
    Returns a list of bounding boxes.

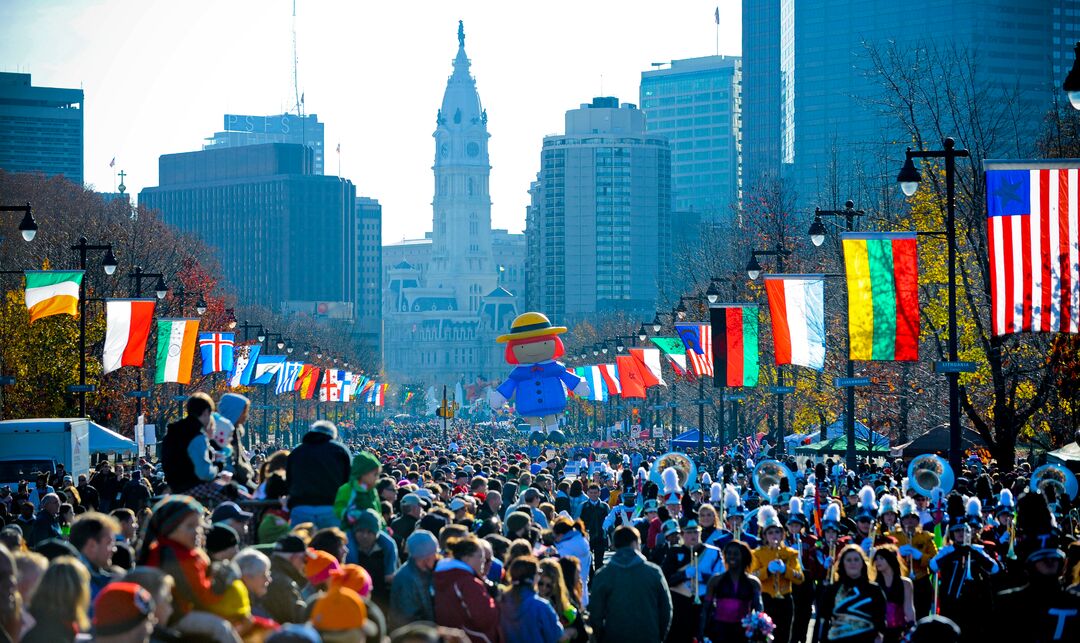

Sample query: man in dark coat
[160,393,217,494]
[590,525,673,643]
[286,421,351,529]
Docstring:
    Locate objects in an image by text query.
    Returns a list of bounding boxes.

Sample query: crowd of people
[0,390,1077,643]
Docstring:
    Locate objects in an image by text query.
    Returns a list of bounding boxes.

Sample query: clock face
[467,142,480,157]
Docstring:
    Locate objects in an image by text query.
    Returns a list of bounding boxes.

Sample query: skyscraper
[382,22,517,388]
[528,97,672,323]
[640,55,742,220]
[0,72,83,184]
[741,0,782,190]
[356,197,382,361]
[205,113,325,175]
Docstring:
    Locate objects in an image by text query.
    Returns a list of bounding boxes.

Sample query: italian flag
[155,318,200,384]
[764,275,826,370]
[842,232,919,361]
[24,271,84,323]
[103,299,156,374]
[710,304,759,387]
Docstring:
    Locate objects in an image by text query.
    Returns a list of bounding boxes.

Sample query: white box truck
[0,418,91,487]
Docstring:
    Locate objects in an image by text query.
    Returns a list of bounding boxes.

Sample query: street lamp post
[238,321,265,448]
[0,202,39,242]
[747,244,792,455]
[809,201,865,468]
[897,137,969,472]
[71,237,117,417]
[1063,41,1080,110]
[264,332,285,444]
[171,285,205,420]
[129,267,168,425]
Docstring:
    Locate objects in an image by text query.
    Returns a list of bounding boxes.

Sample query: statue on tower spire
[458,20,465,47]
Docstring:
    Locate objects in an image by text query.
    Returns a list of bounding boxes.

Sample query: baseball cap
[449,497,468,511]
[274,535,307,554]
[211,501,253,523]
[400,493,422,508]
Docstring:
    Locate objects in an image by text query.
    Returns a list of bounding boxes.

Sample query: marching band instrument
[907,454,955,497]
[1006,514,1017,561]
[773,543,781,596]
[905,527,915,579]
[1030,463,1079,500]
[692,548,701,605]
[649,452,699,491]
[752,460,796,501]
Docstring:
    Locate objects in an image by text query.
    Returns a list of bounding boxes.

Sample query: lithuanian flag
[25,271,84,323]
[842,232,919,361]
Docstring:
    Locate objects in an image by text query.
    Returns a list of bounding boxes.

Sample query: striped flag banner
[764,275,826,370]
[984,162,1080,335]
[275,361,304,395]
[574,366,608,401]
[24,270,84,323]
[252,355,286,385]
[709,304,760,387]
[629,347,665,387]
[598,364,621,396]
[674,322,714,377]
[297,366,322,400]
[154,318,200,384]
[842,232,919,360]
[651,337,691,377]
[102,299,155,374]
[228,344,261,387]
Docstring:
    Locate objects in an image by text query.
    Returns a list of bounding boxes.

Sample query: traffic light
[436,400,455,419]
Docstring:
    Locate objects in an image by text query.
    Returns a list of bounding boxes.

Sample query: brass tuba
[649,452,699,491]
[752,459,795,501]
[907,454,955,498]
[1030,464,1079,500]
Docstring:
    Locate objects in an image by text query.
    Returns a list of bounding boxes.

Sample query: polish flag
[103,299,156,374]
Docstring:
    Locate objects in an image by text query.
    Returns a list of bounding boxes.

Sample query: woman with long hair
[871,546,914,643]
[552,517,592,605]
[499,556,563,643]
[538,558,587,642]
[433,535,502,643]
[255,450,290,499]
[21,556,90,643]
[698,503,722,546]
[815,544,886,643]
[704,540,763,642]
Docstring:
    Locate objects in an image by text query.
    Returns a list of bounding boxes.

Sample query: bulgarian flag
[709,304,759,387]
[154,318,200,384]
[24,270,84,323]
[764,275,826,370]
[102,299,156,374]
[651,336,692,378]
[842,232,919,361]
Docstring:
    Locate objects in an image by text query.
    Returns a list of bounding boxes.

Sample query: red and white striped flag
[675,322,714,377]
[985,162,1080,335]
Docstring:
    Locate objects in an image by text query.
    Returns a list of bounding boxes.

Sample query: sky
[1,0,742,243]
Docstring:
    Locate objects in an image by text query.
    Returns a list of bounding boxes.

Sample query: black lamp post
[808,201,865,468]
[171,285,205,420]
[1063,41,1080,110]
[0,202,39,242]
[897,138,969,473]
[71,237,117,417]
[747,244,793,455]
[129,267,168,423]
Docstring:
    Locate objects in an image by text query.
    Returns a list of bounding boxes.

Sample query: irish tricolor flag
[764,275,826,371]
[842,232,919,361]
[155,318,200,384]
[103,299,156,374]
[25,271,84,323]
[709,304,759,387]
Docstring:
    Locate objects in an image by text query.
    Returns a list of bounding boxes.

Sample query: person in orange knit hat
[310,585,376,643]
[91,582,156,643]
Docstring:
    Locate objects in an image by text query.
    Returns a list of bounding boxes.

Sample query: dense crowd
[0,390,1077,643]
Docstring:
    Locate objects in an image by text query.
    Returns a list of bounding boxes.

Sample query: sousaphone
[907,454,955,498]
[752,459,795,501]
[649,452,699,491]
[1030,464,1079,500]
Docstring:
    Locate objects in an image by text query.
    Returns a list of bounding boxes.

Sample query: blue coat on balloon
[496,360,583,417]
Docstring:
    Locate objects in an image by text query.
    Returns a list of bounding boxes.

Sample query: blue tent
[90,422,136,454]
[671,429,714,449]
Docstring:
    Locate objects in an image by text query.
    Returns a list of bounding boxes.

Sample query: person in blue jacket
[499,555,564,643]
[489,312,590,438]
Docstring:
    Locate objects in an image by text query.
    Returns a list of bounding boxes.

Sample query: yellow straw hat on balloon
[496,312,567,343]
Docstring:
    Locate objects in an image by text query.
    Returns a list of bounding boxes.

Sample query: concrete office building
[0,72,83,184]
[205,113,325,175]
[355,196,383,359]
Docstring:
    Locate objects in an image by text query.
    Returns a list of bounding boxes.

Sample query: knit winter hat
[310,586,368,632]
[206,524,240,556]
[217,393,250,425]
[92,582,155,636]
[406,529,439,559]
[305,549,341,586]
[333,564,373,598]
[149,495,205,542]
[344,508,381,534]
[206,579,251,622]
[350,452,381,479]
[266,624,321,643]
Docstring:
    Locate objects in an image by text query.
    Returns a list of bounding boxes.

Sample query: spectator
[76,475,100,512]
[334,452,383,527]
[286,422,350,529]
[123,567,182,643]
[28,493,60,548]
[550,517,591,606]
[310,527,350,563]
[233,548,272,607]
[343,508,398,610]
[91,582,157,643]
[22,556,90,643]
[69,511,121,601]
[498,556,562,643]
[389,530,439,630]
[120,471,153,513]
[205,524,240,562]
[589,526,672,643]
[0,544,19,643]
[390,494,424,552]
[433,535,500,643]
[90,463,120,513]
[262,535,309,624]
[216,393,257,490]
[210,502,253,543]
[310,584,374,643]
[160,393,218,494]
[110,509,138,544]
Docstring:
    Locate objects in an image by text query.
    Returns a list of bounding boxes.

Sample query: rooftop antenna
[292,0,309,173]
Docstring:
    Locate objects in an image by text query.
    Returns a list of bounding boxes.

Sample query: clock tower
[430,20,497,313]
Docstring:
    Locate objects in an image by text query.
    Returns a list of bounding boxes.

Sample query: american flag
[674,323,714,377]
[985,163,1080,335]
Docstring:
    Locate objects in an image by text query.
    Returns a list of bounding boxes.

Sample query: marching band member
[750,505,804,643]
[871,545,915,643]
[875,494,900,544]
[660,466,683,522]
[893,496,937,618]
[984,489,1024,590]
[929,499,1000,642]
[816,502,844,583]
[717,485,759,549]
[698,494,724,547]
[815,544,887,643]
[785,497,818,643]
[846,486,877,554]
[661,516,724,642]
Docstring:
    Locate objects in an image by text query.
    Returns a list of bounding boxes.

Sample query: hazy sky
[1,0,742,243]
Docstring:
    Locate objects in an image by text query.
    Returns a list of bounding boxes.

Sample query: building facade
[355,197,383,360]
[528,97,672,324]
[640,55,742,221]
[0,72,83,184]
[382,23,518,388]
[204,113,325,175]
[139,143,355,311]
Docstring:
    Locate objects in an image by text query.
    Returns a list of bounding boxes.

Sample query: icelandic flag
[252,355,286,385]
[198,332,235,375]
[228,344,261,387]
[575,366,608,401]
[275,361,304,394]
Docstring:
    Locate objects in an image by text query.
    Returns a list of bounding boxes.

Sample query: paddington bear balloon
[489,312,590,443]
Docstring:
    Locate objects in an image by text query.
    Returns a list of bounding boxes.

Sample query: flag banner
[25,270,84,323]
[275,361,304,395]
[298,366,322,400]
[985,163,1080,335]
[629,347,664,387]
[574,366,608,401]
[598,364,621,396]
[102,299,155,374]
[251,355,286,385]
[710,304,760,387]
[359,379,375,397]
[765,275,826,370]
[198,332,235,375]
[228,344,261,387]
[404,391,414,404]
[341,371,355,401]
[365,381,380,403]
[154,318,199,384]
[335,370,351,402]
[377,383,388,406]
[651,337,691,377]
[675,323,714,377]
[616,355,647,399]
[319,369,342,402]
[842,232,919,360]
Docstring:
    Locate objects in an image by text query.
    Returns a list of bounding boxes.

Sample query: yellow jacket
[893,529,938,580]
[750,544,804,597]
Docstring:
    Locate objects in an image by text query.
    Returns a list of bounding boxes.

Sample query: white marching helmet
[723,485,743,518]
[710,482,724,504]
[767,484,780,506]
[822,501,843,531]
[878,494,899,518]
[702,472,713,488]
[661,467,682,506]
[758,504,782,531]
[897,496,919,520]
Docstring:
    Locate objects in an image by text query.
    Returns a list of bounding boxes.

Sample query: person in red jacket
[433,534,501,643]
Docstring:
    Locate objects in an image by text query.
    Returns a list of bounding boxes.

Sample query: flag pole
[715,6,720,56]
